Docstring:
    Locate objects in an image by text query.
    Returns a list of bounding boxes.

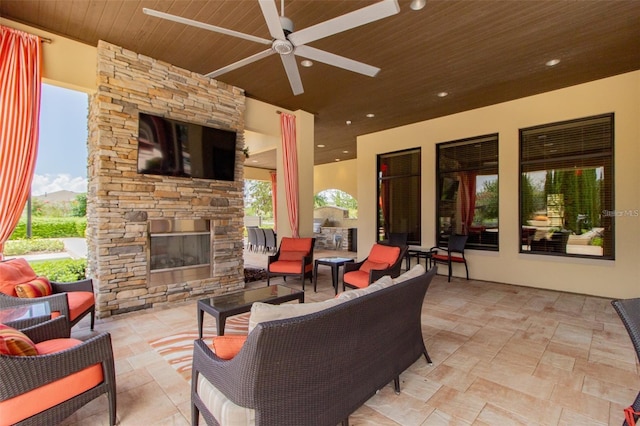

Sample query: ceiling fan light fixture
[272,39,294,55]
[410,0,427,11]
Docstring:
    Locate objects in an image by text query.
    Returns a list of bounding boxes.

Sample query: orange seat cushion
[343,270,371,289]
[0,338,103,425]
[0,258,38,296]
[432,254,465,263]
[368,244,401,266]
[211,335,248,360]
[269,261,304,274]
[67,291,95,321]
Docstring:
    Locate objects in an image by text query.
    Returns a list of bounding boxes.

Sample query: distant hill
[34,190,82,203]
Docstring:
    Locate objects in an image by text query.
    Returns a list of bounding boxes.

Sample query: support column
[276,109,314,238]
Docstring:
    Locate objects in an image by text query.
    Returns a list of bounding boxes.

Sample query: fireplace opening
[148,219,211,286]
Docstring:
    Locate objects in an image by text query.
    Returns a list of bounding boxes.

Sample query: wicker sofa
[191,265,437,426]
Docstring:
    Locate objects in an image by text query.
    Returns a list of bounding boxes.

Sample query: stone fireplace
[87,41,246,318]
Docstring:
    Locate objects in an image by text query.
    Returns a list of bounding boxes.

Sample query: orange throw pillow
[0,324,37,356]
[0,258,38,296]
[211,335,247,360]
[278,251,307,262]
[15,277,52,298]
[360,260,389,273]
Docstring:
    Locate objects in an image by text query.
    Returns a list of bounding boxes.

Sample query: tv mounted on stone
[137,112,237,181]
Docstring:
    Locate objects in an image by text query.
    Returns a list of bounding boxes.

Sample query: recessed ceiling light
[335,158,341,162]
[437,92,448,98]
[366,113,375,118]
[546,59,560,67]
[343,150,349,154]
[317,144,325,148]
[346,120,352,125]
[300,59,313,67]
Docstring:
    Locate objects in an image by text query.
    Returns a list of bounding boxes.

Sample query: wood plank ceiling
[2,0,639,168]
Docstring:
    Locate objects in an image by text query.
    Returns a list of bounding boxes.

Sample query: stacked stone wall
[88,41,246,318]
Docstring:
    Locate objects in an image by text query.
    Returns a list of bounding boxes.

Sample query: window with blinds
[377,148,421,245]
[436,134,499,250]
[519,113,614,258]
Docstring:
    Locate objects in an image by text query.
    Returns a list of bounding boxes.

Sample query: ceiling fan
[143,0,400,96]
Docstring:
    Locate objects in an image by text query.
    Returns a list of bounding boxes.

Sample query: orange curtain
[280,113,299,238]
[269,170,277,233]
[0,26,42,259]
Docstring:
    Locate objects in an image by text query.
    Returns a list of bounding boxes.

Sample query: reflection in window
[436,134,499,250]
[520,114,614,258]
[377,148,421,245]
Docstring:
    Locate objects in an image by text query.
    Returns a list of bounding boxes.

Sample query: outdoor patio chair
[430,234,469,282]
[267,237,315,289]
[343,243,407,290]
[264,228,277,253]
[246,227,258,252]
[0,316,116,425]
[255,228,266,253]
[611,298,640,426]
[0,258,95,330]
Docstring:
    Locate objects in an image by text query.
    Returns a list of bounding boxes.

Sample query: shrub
[10,217,86,240]
[30,259,87,282]
[3,239,65,256]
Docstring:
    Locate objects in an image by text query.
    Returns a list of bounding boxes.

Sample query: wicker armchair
[0,316,116,425]
[611,298,640,426]
[343,243,407,290]
[0,258,95,330]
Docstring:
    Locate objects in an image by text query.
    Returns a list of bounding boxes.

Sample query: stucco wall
[357,71,640,299]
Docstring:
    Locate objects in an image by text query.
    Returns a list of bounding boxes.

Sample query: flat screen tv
[137,112,237,181]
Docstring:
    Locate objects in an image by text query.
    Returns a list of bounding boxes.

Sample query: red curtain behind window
[0,26,42,259]
[280,113,299,237]
[459,171,477,234]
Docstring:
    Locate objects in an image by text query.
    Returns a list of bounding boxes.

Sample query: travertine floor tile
[55,249,638,425]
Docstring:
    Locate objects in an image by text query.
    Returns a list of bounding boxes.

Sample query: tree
[244,180,273,219]
[314,193,329,208]
[520,174,539,225]
[71,193,87,217]
[475,178,498,224]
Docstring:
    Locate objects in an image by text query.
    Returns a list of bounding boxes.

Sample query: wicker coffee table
[197,285,305,337]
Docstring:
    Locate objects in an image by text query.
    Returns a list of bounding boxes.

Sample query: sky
[32,83,89,196]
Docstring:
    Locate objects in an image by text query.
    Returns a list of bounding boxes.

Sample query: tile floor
[59,249,639,425]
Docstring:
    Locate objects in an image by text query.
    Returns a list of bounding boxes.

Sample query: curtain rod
[40,36,52,44]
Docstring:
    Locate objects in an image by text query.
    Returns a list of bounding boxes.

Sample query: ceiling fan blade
[258,0,287,40]
[287,0,400,47]
[295,45,380,77]
[143,8,271,45]
[205,48,275,78]
[280,54,304,95]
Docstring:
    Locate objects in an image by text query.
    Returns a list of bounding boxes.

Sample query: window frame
[435,134,499,251]
[376,148,421,246]
[518,113,614,259]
